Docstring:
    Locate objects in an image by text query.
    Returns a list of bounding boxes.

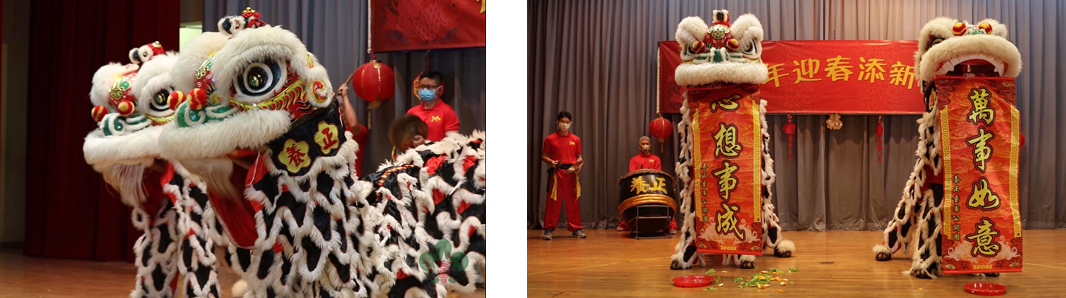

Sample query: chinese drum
[618,169,677,233]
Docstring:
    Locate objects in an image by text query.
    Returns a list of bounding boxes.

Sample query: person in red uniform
[336,84,369,177]
[406,71,460,142]
[541,111,585,240]
[617,136,678,234]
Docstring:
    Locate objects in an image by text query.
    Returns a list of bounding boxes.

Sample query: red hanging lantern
[783,114,796,160]
[876,115,884,162]
[351,60,395,109]
[649,116,673,153]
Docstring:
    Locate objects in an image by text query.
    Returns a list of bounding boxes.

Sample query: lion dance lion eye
[952,22,967,36]
[978,23,992,35]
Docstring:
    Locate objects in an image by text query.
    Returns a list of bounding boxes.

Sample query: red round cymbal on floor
[965,282,1006,295]
[672,275,714,288]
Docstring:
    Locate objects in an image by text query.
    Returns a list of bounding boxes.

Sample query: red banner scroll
[371,0,487,52]
[937,76,1022,275]
[690,84,764,255]
[659,40,925,114]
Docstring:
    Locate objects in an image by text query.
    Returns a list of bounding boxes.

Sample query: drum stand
[630,205,672,240]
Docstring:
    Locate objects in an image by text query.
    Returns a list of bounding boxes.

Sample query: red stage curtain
[23,0,178,262]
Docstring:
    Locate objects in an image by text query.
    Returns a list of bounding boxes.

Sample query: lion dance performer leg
[83,42,183,298]
[668,10,794,271]
[873,18,1023,279]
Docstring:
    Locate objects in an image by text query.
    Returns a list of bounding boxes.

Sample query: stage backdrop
[658,40,926,114]
[528,0,1066,231]
[23,0,180,261]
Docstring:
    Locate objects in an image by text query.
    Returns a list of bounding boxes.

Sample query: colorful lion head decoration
[674,9,767,86]
[914,17,1022,90]
[83,42,178,206]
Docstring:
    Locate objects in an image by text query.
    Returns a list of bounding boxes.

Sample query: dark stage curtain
[23,0,179,261]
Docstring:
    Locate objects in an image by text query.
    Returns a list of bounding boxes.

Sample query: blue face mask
[418,88,437,102]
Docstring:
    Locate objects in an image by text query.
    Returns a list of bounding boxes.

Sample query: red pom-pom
[726,39,740,51]
[188,88,207,110]
[952,22,967,36]
[691,40,706,54]
[978,23,993,35]
[91,106,108,122]
[117,100,136,116]
[168,91,186,111]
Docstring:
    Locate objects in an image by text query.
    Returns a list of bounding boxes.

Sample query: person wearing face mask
[617,136,677,234]
[406,71,460,142]
[541,111,585,240]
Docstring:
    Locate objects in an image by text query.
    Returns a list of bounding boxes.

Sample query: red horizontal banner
[371,0,486,52]
[659,40,926,114]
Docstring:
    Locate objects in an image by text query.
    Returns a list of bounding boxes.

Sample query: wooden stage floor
[528,229,1066,297]
[0,248,485,298]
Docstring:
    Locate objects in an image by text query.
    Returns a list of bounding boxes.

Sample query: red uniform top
[346,124,369,177]
[406,101,460,142]
[543,132,582,164]
[629,153,661,171]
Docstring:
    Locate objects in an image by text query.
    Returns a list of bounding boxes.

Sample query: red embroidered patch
[468,225,477,237]
[433,189,446,205]
[273,241,284,253]
[396,270,409,280]
[462,155,478,172]
[457,200,471,214]
[160,163,176,185]
[187,228,196,238]
[424,155,446,175]
[246,154,268,186]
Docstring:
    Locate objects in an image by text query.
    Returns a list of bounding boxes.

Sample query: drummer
[617,136,678,234]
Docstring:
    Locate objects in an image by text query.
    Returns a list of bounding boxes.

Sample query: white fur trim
[157,109,290,160]
[674,62,768,86]
[131,52,179,117]
[915,17,1022,82]
[776,239,795,253]
[171,32,229,93]
[83,125,164,168]
[90,63,139,110]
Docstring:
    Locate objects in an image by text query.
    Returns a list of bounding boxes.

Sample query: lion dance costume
[154,7,485,297]
[83,42,197,297]
[874,18,1023,279]
[669,10,794,270]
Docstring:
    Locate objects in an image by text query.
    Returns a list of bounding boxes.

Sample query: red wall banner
[690,85,764,255]
[370,0,487,52]
[938,77,1022,275]
[659,40,926,114]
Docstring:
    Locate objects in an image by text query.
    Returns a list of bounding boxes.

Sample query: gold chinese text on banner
[690,84,763,255]
[937,76,1022,274]
[659,40,925,114]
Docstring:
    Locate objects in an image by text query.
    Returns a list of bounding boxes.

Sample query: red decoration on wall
[351,60,396,109]
[876,115,884,162]
[782,114,795,160]
[649,116,673,153]
[370,0,487,52]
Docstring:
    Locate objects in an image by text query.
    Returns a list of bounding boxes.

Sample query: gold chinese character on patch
[965,218,1002,257]
[967,87,996,126]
